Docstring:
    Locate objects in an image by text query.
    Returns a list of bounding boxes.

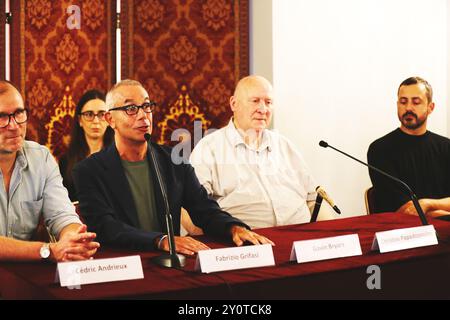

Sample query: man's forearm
[427,210,450,218]
[422,198,450,213]
[0,237,45,261]
[58,223,82,240]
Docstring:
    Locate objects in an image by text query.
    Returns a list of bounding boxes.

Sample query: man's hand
[159,236,210,256]
[230,225,275,246]
[397,199,433,216]
[50,224,100,262]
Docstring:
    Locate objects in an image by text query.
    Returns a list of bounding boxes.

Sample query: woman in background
[59,89,114,201]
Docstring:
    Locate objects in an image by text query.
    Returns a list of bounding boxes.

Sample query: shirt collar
[225,118,272,152]
[15,146,28,170]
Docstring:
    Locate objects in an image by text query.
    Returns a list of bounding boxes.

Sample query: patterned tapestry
[0,0,4,79]
[7,0,248,158]
[121,0,249,146]
[11,0,115,159]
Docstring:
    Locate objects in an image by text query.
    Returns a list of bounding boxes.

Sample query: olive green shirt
[121,159,160,232]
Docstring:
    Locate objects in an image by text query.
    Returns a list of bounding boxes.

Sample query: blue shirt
[0,141,81,240]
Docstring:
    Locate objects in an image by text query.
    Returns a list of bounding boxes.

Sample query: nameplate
[195,244,275,273]
[290,234,362,263]
[56,255,144,287]
[371,225,438,253]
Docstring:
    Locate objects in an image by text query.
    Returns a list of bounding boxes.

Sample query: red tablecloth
[1,213,449,299]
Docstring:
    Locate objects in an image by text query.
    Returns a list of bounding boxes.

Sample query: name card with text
[56,255,144,287]
[290,234,362,263]
[371,225,438,253]
[195,244,275,273]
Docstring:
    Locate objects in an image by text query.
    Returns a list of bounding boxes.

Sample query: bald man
[0,81,99,262]
[189,75,334,230]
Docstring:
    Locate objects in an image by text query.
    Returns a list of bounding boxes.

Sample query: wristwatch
[40,243,51,259]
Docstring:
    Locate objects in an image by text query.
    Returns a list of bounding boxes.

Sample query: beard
[400,111,427,130]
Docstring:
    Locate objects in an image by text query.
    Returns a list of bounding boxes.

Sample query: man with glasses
[0,81,99,262]
[72,79,273,255]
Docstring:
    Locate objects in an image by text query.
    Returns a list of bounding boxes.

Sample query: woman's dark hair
[63,89,114,188]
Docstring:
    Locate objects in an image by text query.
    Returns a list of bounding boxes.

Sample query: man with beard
[367,77,450,218]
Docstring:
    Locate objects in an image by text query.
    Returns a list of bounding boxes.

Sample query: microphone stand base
[152,253,186,268]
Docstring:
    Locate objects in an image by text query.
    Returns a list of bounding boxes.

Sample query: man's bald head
[0,81,22,99]
[233,75,273,101]
[230,75,274,133]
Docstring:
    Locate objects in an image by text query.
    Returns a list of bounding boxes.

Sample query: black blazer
[72,142,247,251]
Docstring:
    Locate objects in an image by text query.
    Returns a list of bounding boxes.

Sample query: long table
[1,213,449,299]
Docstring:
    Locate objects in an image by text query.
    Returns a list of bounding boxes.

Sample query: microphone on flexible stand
[316,186,341,214]
[310,191,323,223]
[145,133,186,268]
[310,186,341,222]
[318,140,429,226]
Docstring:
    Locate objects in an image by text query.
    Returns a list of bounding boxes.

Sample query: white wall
[249,0,273,82]
[268,0,448,217]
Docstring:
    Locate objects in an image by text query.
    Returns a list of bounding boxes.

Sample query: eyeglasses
[109,101,156,116]
[0,108,28,128]
[79,110,107,121]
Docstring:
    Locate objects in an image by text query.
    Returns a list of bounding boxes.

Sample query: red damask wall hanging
[0,0,4,79]
[10,0,115,159]
[8,0,249,159]
[121,0,249,148]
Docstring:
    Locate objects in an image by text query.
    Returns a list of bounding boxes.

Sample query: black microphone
[310,186,340,222]
[145,133,186,268]
[319,140,429,226]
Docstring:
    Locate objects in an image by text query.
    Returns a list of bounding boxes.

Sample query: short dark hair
[398,77,433,103]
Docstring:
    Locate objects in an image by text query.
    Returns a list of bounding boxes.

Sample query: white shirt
[190,120,317,229]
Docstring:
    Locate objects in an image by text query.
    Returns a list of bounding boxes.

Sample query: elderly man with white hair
[189,75,335,231]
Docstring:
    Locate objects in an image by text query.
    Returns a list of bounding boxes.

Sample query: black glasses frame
[0,108,29,128]
[109,101,156,116]
[79,110,107,121]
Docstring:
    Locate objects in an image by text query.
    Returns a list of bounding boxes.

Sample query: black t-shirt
[367,128,450,213]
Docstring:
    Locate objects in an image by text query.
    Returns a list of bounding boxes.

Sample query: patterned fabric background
[122,0,249,147]
[11,0,114,159]
[21,0,112,157]
[0,0,4,79]
[7,0,248,158]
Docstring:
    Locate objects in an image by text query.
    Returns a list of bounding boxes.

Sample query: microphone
[145,133,186,268]
[319,140,429,225]
[316,186,341,214]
